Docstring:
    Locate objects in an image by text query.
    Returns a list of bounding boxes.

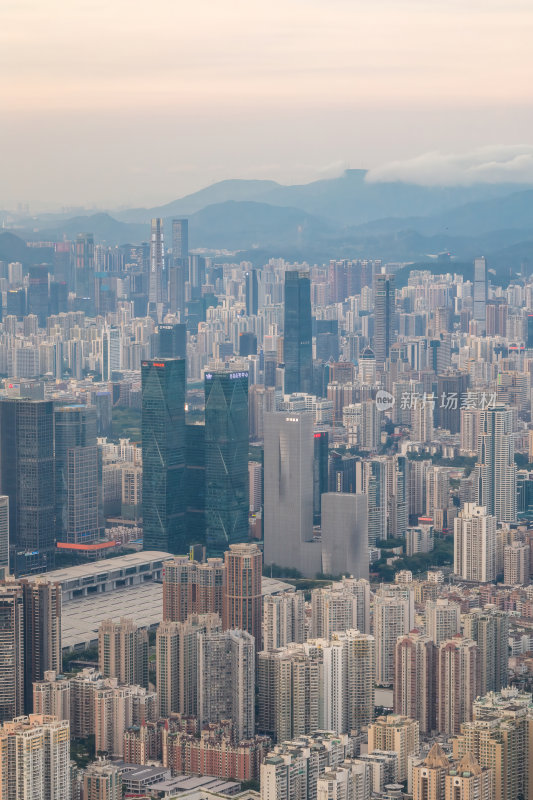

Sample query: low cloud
[365,145,533,186]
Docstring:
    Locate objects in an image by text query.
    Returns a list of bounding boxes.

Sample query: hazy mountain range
[2,170,533,277]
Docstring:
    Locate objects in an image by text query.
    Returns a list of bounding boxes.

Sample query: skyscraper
[98,618,148,689]
[158,322,186,359]
[474,406,517,523]
[21,579,62,712]
[198,628,255,741]
[223,543,263,649]
[245,268,259,316]
[148,217,164,309]
[204,369,249,556]
[462,608,509,695]
[0,398,55,574]
[27,264,49,327]
[368,714,419,782]
[162,556,225,622]
[75,232,95,306]
[373,273,395,365]
[454,503,497,582]
[394,631,436,734]
[425,599,461,645]
[320,493,369,579]
[263,591,305,651]
[373,594,410,685]
[473,256,488,333]
[313,430,329,526]
[54,405,101,544]
[263,411,321,577]
[0,497,9,575]
[0,581,24,722]
[170,219,188,319]
[142,358,186,553]
[436,636,477,735]
[283,270,312,394]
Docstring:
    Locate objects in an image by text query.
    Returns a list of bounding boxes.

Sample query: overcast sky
[2,0,533,210]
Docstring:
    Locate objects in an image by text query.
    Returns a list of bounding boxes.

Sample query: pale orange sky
[1,0,533,209]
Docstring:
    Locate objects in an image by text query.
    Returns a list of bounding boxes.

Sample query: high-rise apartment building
[98,618,149,689]
[322,630,375,734]
[311,587,358,640]
[0,714,70,800]
[454,503,497,582]
[204,369,249,556]
[223,543,263,649]
[462,608,509,695]
[263,591,305,651]
[0,398,55,574]
[362,458,387,546]
[412,742,450,800]
[142,358,186,553]
[33,671,70,723]
[317,760,371,800]
[445,754,494,800]
[263,412,321,577]
[21,579,62,713]
[394,631,436,734]
[162,556,225,621]
[425,599,461,645]
[83,759,123,800]
[473,256,488,333]
[156,613,221,718]
[373,594,410,685]
[474,406,517,524]
[368,714,419,782]
[453,687,532,800]
[320,493,369,579]
[198,629,255,742]
[283,270,312,394]
[504,540,529,584]
[373,273,395,365]
[54,405,101,544]
[436,636,477,735]
[0,581,24,722]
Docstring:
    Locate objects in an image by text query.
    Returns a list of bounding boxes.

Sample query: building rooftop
[25,550,172,586]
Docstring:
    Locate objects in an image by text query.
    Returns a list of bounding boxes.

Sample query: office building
[313,430,329,526]
[54,405,101,544]
[283,269,312,394]
[0,398,55,574]
[98,618,149,689]
[245,268,259,316]
[185,423,206,546]
[437,372,469,433]
[263,591,305,651]
[425,599,461,645]
[436,636,477,735]
[149,217,164,308]
[75,232,95,304]
[0,714,70,800]
[473,256,488,333]
[170,219,188,318]
[454,503,497,582]
[142,358,187,553]
[223,543,262,649]
[445,754,494,800]
[368,715,419,782]
[263,411,321,577]
[156,613,221,717]
[373,273,395,365]
[320,492,369,579]
[198,629,255,742]
[362,459,387,546]
[394,631,436,734]
[162,556,225,622]
[204,369,249,556]
[462,608,509,695]
[412,742,450,800]
[27,264,49,327]
[474,406,517,524]
[83,759,123,800]
[158,322,187,359]
[0,581,24,722]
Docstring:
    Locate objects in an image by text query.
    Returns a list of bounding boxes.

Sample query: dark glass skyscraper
[75,233,95,309]
[204,369,249,556]
[27,264,49,327]
[313,430,329,526]
[54,405,101,544]
[158,323,187,359]
[245,269,259,316]
[283,269,312,394]
[373,273,395,365]
[142,358,186,553]
[0,399,55,574]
